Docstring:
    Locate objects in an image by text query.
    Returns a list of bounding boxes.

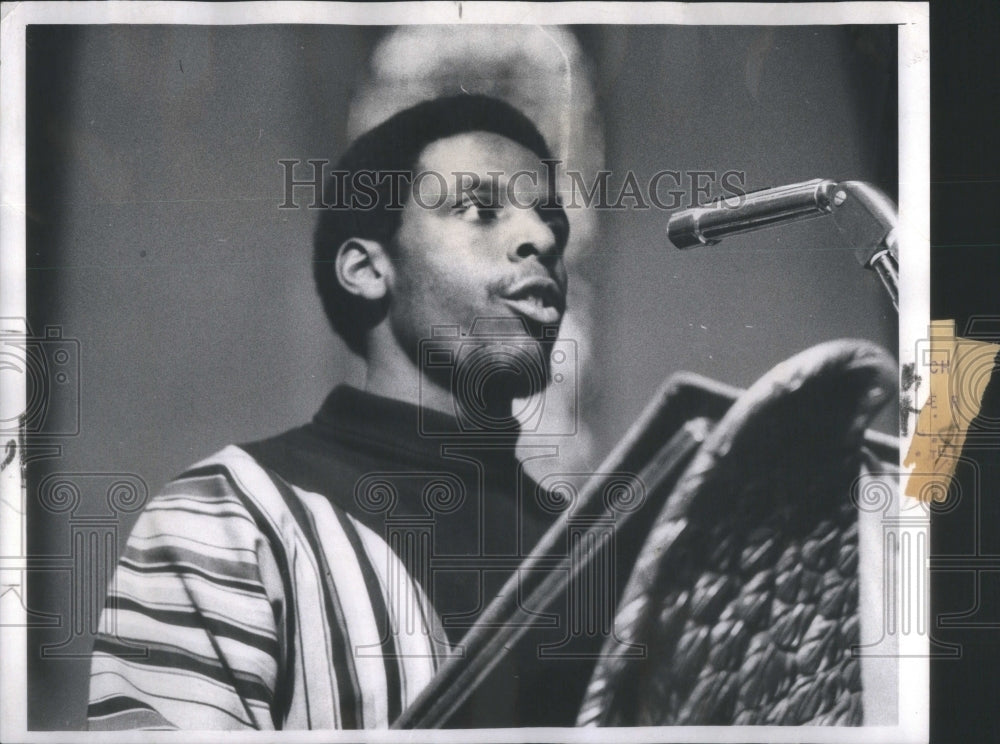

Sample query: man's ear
[334,238,393,300]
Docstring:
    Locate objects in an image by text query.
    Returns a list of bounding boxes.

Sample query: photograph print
[0,2,929,740]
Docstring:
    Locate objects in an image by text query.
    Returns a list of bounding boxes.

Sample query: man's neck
[363,325,527,428]
[363,351,516,424]
[363,355,445,414]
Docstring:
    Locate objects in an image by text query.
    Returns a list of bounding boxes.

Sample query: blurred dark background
[928,1,1000,743]
[25,24,897,729]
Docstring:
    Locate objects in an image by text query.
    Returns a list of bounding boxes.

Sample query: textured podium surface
[578,339,897,726]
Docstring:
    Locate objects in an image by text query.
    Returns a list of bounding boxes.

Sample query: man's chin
[450,348,552,415]
[466,313,562,341]
[462,362,550,401]
[517,314,563,343]
[490,367,552,400]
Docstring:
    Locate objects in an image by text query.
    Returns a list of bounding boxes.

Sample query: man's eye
[455,198,501,223]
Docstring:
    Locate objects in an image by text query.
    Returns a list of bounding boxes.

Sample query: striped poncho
[88,385,558,729]
[88,444,450,730]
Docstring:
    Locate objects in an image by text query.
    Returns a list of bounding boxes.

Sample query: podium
[394,339,898,728]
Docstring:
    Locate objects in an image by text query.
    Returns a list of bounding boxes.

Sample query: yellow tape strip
[904,320,999,500]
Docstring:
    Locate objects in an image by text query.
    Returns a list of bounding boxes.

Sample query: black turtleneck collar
[308,384,523,465]
[240,385,551,540]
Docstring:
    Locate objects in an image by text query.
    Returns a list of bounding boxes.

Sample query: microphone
[667,178,839,250]
[667,177,899,312]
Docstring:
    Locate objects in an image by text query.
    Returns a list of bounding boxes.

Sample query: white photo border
[0,2,930,742]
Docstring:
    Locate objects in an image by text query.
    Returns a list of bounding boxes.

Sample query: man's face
[385,131,570,401]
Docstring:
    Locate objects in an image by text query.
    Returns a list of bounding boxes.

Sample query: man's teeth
[509,294,548,311]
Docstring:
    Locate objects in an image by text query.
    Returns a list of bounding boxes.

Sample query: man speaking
[87,95,573,730]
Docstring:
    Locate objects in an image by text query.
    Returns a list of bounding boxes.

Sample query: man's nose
[507,207,560,264]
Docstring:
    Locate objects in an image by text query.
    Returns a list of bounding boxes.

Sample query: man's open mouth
[500,278,565,326]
